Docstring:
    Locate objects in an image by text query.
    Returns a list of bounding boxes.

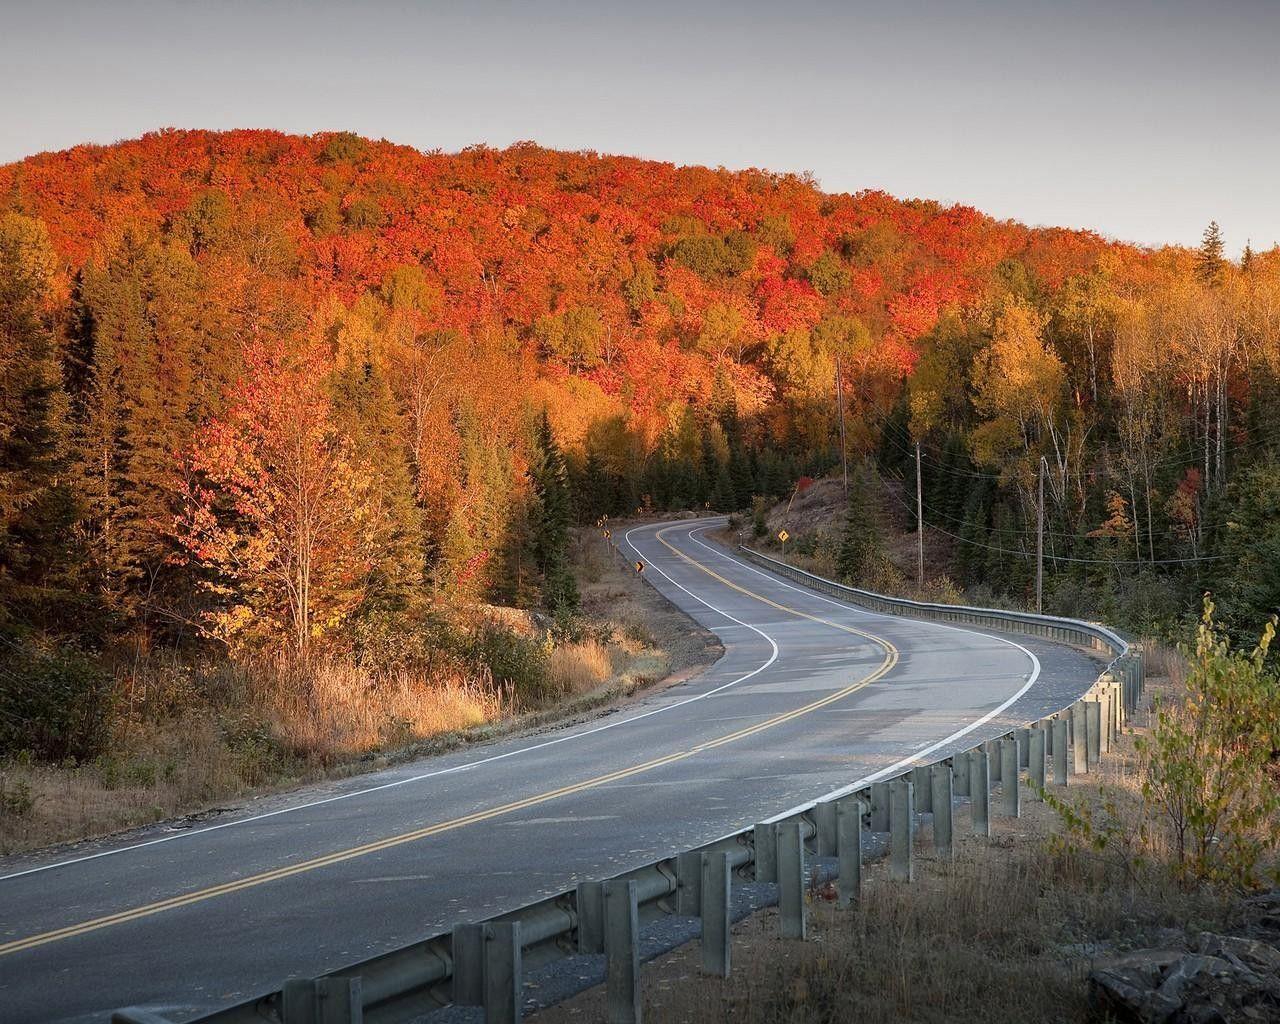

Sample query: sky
[2,0,1276,256]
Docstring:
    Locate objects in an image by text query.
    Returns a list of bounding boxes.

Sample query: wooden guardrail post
[281,978,363,1024]
[576,881,605,953]
[1053,718,1069,785]
[776,822,806,939]
[890,778,915,881]
[969,748,991,837]
[484,922,521,1024]
[953,750,970,796]
[676,851,701,915]
[699,851,731,977]
[836,797,863,906]
[1028,726,1047,794]
[870,781,890,832]
[813,798,838,856]
[753,821,778,882]
[1086,700,1102,768]
[1071,702,1089,775]
[931,762,953,858]
[603,880,640,1024]
[451,923,484,1006]
[999,737,1019,818]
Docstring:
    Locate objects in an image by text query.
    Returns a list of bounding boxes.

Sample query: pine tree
[329,352,424,612]
[0,214,81,631]
[530,411,578,614]
[76,227,232,620]
[837,468,879,582]
[1196,221,1225,286]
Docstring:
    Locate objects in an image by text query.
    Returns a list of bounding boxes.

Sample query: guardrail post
[911,766,933,813]
[1071,702,1088,775]
[930,762,953,859]
[986,741,1001,784]
[699,851,731,977]
[753,822,778,882]
[1028,727,1046,794]
[814,798,838,857]
[1086,700,1102,768]
[451,923,484,1006]
[1043,717,1054,757]
[282,978,364,1024]
[953,751,970,797]
[1098,688,1112,755]
[676,851,701,915]
[836,797,863,906]
[890,778,914,881]
[870,781,890,832]
[484,922,521,1024]
[777,822,806,939]
[1016,728,1030,769]
[969,748,991,837]
[603,881,640,1024]
[998,737,1019,818]
[576,881,605,954]
[1053,718,1069,785]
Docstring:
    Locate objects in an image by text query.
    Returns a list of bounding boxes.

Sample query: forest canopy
[1,128,1278,662]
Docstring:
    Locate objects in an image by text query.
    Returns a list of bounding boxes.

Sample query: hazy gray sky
[3,0,1276,254]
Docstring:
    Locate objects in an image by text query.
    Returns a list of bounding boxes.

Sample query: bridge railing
[112,538,1145,1024]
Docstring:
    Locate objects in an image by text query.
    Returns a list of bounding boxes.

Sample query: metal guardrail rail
[113,537,1145,1024]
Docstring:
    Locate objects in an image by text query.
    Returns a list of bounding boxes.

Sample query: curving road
[0,519,1102,1024]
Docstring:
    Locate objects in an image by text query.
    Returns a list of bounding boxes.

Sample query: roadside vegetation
[0,528,712,855]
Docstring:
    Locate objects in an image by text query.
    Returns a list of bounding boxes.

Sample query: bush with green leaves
[1138,599,1280,888]
[0,640,111,762]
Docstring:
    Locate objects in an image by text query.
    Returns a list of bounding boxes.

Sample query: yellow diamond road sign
[778,529,790,543]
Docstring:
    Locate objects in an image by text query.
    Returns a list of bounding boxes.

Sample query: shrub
[0,775,35,817]
[0,641,111,762]
[1137,599,1280,888]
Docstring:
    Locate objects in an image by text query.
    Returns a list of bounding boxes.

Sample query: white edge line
[676,525,1044,826]
[0,520,778,884]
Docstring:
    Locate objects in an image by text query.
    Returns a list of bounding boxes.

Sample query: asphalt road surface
[0,518,1103,1024]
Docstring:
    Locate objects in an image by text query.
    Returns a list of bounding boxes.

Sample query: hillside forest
[2,129,1279,795]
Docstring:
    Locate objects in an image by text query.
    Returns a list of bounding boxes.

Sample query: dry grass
[0,526,721,857]
[260,658,509,762]
[547,640,615,695]
[0,657,513,855]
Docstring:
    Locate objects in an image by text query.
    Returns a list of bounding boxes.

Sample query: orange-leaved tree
[174,340,381,655]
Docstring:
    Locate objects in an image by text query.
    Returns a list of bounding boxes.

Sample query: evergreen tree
[530,411,578,614]
[0,214,80,631]
[1196,221,1225,286]
[837,469,879,583]
[329,353,424,612]
[76,226,233,620]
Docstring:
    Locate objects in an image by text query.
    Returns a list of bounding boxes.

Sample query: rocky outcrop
[1089,930,1280,1023]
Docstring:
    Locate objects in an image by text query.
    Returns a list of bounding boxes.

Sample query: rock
[1088,938,1280,1024]
[1195,932,1280,974]
[1089,950,1186,1023]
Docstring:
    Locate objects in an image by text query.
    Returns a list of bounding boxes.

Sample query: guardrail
[113,533,1145,1024]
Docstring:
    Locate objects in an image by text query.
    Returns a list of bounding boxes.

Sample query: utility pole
[835,356,849,497]
[1036,456,1046,614]
[915,440,924,588]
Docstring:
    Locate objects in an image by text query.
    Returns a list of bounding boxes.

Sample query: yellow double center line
[1,525,896,958]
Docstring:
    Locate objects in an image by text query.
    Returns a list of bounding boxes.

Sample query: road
[0,519,1103,1024]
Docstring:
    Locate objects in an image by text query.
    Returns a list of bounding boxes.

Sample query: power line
[877,481,1227,566]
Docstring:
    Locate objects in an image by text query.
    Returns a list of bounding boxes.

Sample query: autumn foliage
[0,128,1278,662]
